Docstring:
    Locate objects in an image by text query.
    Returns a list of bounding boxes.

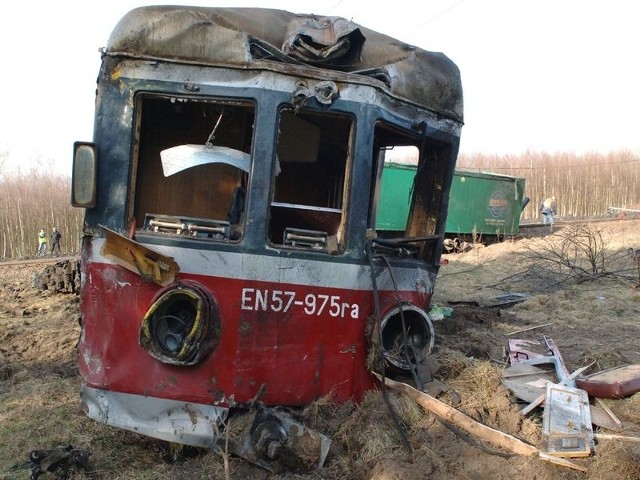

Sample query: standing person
[540,196,557,226]
[37,228,47,256]
[50,227,62,256]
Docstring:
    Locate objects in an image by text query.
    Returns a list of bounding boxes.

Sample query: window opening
[133,96,255,242]
[268,109,353,252]
[371,123,450,262]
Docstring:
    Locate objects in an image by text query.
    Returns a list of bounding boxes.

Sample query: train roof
[105,6,463,122]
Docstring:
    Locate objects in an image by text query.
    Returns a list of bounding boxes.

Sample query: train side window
[374,145,420,234]
[131,95,254,242]
[371,123,450,262]
[268,109,353,253]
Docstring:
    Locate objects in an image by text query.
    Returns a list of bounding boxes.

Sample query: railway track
[0,256,81,294]
[0,255,80,268]
[519,214,640,234]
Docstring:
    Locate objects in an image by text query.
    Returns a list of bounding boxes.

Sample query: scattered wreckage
[70,6,463,472]
[32,259,81,294]
[504,336,640,464]
[28,445,90,480]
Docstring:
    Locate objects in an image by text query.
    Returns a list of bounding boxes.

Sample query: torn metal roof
[106,6,463,122]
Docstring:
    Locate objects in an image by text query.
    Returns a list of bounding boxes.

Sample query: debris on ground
[32,260,81,294]
[28,445,90,480]
[502,335,640,462]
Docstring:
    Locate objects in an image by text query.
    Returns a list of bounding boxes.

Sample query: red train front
[71,6,463,461]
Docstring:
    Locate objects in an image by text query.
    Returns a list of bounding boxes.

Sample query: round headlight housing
[139,281,220,365]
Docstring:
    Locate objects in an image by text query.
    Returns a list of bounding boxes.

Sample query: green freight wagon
[377,163,528,238]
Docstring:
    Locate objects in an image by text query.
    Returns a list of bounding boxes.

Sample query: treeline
[457,149,640,221]
[1,150,639,259]
[0,171,84,259]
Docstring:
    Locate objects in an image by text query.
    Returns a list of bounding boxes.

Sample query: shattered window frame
[267,107,355,254]
[129,93,256,243]
[370,121,450,263]
[370,122,423,238]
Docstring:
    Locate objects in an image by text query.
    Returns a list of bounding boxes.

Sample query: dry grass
[587,440,640,480]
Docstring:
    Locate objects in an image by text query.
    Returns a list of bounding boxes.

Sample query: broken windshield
[132,95,254,242]
[268,108,353,253]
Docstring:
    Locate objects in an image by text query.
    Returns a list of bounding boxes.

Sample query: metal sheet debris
[575,364,640,399]
[502,342,623,431]
[508,337,573,386]
[542,383,593,458]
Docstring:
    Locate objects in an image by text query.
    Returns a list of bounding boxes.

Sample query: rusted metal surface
[575,364,640,399]
[106,6,463,120]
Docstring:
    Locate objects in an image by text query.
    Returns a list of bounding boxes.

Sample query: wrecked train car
[71,5,463,460]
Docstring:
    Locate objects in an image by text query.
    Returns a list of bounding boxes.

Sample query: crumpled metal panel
[106,6,463,121]
[81,385,228,448]
[282,16,365,66]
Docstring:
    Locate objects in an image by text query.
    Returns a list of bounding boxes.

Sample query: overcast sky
[1,0,638,175]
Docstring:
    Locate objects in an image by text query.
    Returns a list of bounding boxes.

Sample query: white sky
[1,0,638,175]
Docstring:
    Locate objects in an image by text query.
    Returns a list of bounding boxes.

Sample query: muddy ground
[1,218,639,479]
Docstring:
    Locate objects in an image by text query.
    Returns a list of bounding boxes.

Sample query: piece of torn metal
[100,225,179,285]
[502,360,623,431]
[484,292,531,308]
[520,364,592,416]
[29,445,91,480]
[282,15,365,66]
[542,383,594,458]
[575,364,640,399]
[160,144,251,177]
[81,385,227,448]
[447,292,530,309]
[223,404,331,473]
[508,337,573,386]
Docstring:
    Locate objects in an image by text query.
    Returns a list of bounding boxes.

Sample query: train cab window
[268,109,353,253]
[371,123,451,262]
[132,95,254,242]
[375,145,420,234]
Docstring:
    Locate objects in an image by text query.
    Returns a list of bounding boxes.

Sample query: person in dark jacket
[50,227,62,256]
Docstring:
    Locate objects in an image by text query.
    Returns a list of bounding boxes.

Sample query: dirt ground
[1,218,640,479]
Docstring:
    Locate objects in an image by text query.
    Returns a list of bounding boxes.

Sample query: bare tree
[518,224,639,287]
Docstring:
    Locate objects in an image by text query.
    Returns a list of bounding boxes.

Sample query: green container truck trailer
[377,163,528,239]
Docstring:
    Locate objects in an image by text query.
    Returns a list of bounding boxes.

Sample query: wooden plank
[506,322,554,336]
[594,398,623,430]
[503,363,557,379]
[595,433,640,443]
[538,452,588,472]
[376,373,539,456]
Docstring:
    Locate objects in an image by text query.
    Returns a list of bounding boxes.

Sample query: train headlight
[139,281,220,365]
[376,304,434,371]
